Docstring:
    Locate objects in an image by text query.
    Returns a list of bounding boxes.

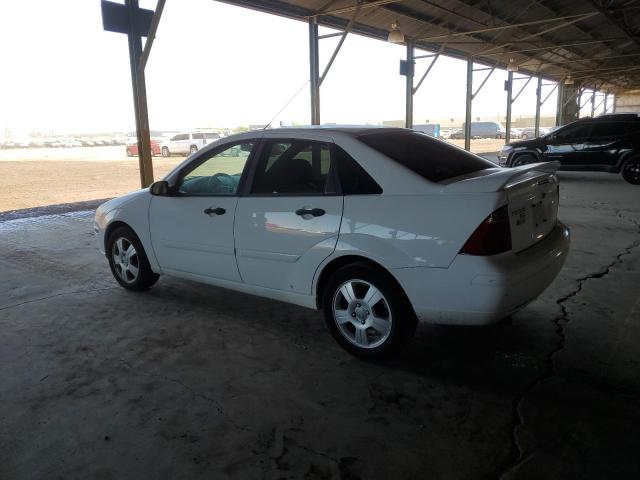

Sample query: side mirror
[150,180,169,196]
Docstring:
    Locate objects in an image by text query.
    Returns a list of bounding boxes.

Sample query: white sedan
[94,127,570,357]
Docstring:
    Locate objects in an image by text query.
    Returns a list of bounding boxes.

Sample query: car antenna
[263,80,310,130]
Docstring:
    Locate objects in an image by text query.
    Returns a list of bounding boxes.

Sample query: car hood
[96,189,148,216]
[505,138,544,149]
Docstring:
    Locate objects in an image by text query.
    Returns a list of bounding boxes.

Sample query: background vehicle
[95,127,569,357]
[160,132,220,157]
[499,113,640,184]
[126,139,162,157]
[450,122,507,139]
[520,126,551,140]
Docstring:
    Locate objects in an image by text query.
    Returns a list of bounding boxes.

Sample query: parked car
[453,121,508,139]
[519,127,551,140]
[160,132,221,157]
[95,127,569,357]
[510,128,522,139]
[126,139,162,157]
[499,113,640,184]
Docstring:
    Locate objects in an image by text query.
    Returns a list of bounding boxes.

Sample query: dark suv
[498,113,640,184]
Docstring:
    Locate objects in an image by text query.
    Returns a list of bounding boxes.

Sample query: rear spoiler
[442,161,560,193]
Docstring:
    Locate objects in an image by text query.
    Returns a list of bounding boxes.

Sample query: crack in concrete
[499,221,640,479]
[0,286,118,312]
[117,359,254,434]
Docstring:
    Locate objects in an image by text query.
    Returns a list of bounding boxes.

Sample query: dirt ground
[0,140,505,212]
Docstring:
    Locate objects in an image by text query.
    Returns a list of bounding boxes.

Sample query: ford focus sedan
[94,127,570,357]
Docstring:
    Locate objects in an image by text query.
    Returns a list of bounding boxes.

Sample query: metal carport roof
[219,0,640,91]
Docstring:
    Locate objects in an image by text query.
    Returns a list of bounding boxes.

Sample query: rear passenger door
[582,121,625,167]
[544,122,592,167]
[234,138,343,294]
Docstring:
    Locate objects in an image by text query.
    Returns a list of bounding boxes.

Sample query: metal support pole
[126,0,154,188]
[464,57,473,151]
[505,70,513,144]
[308,18,320,125]
[535,76,542,137]
[405,39,414,129]
[591,88,597,117]
[604,93,609,113]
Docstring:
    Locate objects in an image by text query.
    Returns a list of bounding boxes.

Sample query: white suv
[95,127,569,357]
[160,132,220,157]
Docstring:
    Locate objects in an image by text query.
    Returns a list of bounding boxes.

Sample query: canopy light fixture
[388,21,404,44]
[507,58,518,72]
[564,76,574,85]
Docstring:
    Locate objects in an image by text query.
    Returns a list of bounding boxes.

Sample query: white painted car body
[95,127,570,325]
[160,132,220,155]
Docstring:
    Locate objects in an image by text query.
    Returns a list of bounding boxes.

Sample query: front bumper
[393,222,570,325]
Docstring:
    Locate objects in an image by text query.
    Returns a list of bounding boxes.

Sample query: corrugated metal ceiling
[218,0,640,91]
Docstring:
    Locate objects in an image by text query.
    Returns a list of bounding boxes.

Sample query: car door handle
[204,207,226,215]
[295,207,325,217]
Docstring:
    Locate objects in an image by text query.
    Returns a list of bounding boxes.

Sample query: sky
[0,0,575,135]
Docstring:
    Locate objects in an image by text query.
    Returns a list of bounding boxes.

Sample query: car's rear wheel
[521,134,529,140]
[190,145,198,154]
[622,155,640,185]
[322,263,417,358]
[512,153,537,167]
[496,133,503,139]
[126,149,132,157]
[162,147,170,157]
[107,226,159,291]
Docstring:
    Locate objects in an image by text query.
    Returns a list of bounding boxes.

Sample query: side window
[251,140,333,195]
[174,134,189,141]
[192,133,204,140]
[178,142,254,195]
[589,122,624,139]
[554,123,591,141]
[335,146,382,195]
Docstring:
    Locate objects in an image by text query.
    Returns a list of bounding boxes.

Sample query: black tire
[622,155,640,185]
[126,149,133,157]
[162,147,170,157]
[496,133,503,139]
[521,134,529,140]
[321,262,417,358]
[107,226,159,291]
[190,145,198,154]
[512,153,537,167]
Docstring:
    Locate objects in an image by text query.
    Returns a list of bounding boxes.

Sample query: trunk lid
[443,162,560,253]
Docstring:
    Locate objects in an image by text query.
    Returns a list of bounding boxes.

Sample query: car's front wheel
[521,134,529,140]
[512,153,537,167]
[622,155,640,185]
[107,226,159,291]
[322,263,417,358]
[190,145,198,154]
[162,147,170,157]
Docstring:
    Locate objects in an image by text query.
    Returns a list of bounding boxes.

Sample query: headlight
[501,145,513,153]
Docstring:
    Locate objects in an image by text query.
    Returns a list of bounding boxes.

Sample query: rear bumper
[393,222,570,325]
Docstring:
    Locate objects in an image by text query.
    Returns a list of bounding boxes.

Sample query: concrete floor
[1,172,639,480]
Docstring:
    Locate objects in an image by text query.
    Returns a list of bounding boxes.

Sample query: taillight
[460,205,512,255]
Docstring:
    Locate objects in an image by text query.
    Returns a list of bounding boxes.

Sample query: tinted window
[553,123,591,141]
[178,142,254,195]
[251,140,333,195]
[359,131,494,183]
[589,122,625,138]
[192,133,204,140]
[335,146,382,194]
[204,133,220,139]
[174,134,189,141]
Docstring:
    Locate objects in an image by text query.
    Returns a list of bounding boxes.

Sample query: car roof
[221,125,408,142]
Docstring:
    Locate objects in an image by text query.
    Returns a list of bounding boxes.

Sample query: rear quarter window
[359,131,494,183]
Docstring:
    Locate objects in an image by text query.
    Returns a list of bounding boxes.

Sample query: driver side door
[149,140,257,281]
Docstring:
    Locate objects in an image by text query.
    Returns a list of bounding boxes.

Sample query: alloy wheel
[332,279,393,349]
[623,157,640,184]
[111,237,140,284]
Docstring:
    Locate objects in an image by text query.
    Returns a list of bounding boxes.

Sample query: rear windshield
[359,131,495,183]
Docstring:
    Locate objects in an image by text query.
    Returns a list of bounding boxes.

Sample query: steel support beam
[464,57,473,151]
[405,39,414,129]
[591,88,597,117]
[604,93,609,113]
[126,0,154,188]
[139,0,166,71]
[505,70,513,144]
[309,18,320,125]
[535,76,542,137]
